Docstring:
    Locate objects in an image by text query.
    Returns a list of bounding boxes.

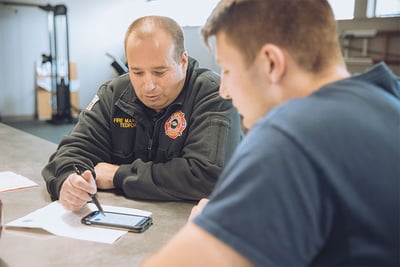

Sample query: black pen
[73,164,105,215]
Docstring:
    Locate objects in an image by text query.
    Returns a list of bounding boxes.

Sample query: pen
[73,164,105,215]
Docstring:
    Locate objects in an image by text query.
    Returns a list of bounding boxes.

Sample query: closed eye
[130,67,168,77]
[153,70,167,76]
[133,71,144,76]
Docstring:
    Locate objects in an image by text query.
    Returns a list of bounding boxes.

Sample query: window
[372,0,400,17]
[328,0,356,20]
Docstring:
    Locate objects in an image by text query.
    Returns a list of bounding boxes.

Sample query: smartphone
[81,211,152,233]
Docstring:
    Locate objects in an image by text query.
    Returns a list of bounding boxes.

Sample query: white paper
[6,201,152,244]
[0,171,38,192]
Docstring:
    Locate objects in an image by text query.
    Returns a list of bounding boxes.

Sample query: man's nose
[144,73,155,91]
[219,80,231,99]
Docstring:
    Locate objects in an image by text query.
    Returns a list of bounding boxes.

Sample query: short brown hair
[202,0,342,73]
[124,16,185,62]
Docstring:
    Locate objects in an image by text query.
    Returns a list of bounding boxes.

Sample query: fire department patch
[165,111,187,139]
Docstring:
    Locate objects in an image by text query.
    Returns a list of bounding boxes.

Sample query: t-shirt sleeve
[194,125,333,266]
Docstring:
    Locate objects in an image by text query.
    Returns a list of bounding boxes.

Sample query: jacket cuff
[114,164,132,189]
[49,171,73,200]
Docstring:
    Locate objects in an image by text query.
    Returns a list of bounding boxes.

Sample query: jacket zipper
[147,116,159,160]
[147,106,174,160]
[147,138,153,159]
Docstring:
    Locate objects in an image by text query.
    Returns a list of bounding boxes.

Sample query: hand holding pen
[73,165,105,215]
[58,164,102,212]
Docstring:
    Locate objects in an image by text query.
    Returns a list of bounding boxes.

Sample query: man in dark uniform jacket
[42,15,242,211]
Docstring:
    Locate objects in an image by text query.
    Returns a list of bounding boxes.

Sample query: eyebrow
[130,66,168,71]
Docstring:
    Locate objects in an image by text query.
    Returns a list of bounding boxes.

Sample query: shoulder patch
[86,95,99,111]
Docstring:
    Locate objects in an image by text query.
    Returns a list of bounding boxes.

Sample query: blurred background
[0,0,399,124]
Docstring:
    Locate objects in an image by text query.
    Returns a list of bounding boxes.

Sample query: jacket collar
[353,62,400,99]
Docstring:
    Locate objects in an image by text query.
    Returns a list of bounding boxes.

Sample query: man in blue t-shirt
[140,1,400,266]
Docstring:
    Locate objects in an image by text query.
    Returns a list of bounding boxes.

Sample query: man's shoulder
[107,74,131,91]
[97,74,132,97]
[182,67,221,103]
[256,94,343,141]
[188,68,221,99]
[194,68,220,85]
[187,57,220,90]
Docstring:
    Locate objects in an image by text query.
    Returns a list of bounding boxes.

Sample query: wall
[0,3,49,118]
[0,0,399,119]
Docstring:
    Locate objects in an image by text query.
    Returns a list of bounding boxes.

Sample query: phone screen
[82,211,152,232]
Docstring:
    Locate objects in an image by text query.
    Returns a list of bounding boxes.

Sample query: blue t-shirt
[195,63,400,266]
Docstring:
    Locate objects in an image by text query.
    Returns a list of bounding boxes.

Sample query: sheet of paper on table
[0,171,38,192]
[6,201,152,244]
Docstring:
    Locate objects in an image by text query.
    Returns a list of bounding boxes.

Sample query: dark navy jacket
[42,57,242,201]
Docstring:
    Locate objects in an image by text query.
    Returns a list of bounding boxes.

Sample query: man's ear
[180,51,189,72]
[259,44,286,83]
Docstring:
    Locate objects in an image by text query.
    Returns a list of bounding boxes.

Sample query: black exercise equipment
[1,1,74,124]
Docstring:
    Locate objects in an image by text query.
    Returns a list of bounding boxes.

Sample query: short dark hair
[202,0,342,73]
[124,16,185,62]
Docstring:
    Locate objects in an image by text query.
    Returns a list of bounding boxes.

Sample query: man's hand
[188,198,209,221]
[94,162,119,189]
[59,170,96,211]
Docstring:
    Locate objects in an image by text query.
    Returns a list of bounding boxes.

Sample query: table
[0,123,193,267]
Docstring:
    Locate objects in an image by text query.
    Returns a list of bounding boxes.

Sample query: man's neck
[285,62,351,99]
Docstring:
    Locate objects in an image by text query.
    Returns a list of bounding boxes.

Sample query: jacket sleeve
[41,82,115,200]
[113,72,243,201]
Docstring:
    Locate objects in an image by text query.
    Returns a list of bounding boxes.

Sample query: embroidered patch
[86,94,99,110]
[164,111,187,139]
[113,117,137,128]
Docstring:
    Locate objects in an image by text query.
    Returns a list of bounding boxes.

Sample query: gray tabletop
[0,123,193,267]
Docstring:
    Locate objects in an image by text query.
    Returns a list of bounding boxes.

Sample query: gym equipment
[1,1,74,124]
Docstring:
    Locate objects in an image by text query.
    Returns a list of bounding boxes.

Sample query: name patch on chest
[113,117,137,128]
[164,111,187,139]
